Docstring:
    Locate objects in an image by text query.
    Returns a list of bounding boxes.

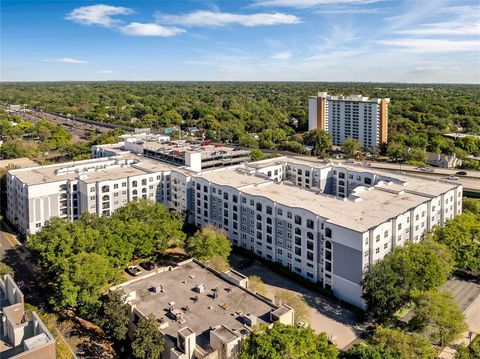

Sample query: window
[384,243,388,249]
[277,209,283,216]
[325,240,332,250]
[325,228,332,238]
[294,215,302,225]
[132,181,137,187]
[114,184,119,189]
[287,212,292,219]
[233,195,238,203]
[397,223,402,230]
[375,248,380,254]
[376,235,380,242]
[256,203,262,211]
[266,206,272,215]
[384,231,388,238]
[307,219,314,229]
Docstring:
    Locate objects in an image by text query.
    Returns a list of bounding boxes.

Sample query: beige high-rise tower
[308,92,390,149]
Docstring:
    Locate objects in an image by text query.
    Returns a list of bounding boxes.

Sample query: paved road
[444,276,480,311]
[230,253,361,350]
[0,221,45,307]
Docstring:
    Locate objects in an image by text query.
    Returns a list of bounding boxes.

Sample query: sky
[1,0,479,83]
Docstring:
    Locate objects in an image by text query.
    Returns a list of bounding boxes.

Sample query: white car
[446,175,458,180]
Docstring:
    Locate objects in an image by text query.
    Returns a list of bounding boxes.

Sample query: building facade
[0,275,56,359]
[308,92,390,149]
[6,136,462,309]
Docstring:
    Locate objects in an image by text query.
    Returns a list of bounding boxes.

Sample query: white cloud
[155,10,301,27]
[66,4,133,27]
[374,39,480,53]
[252,0,379,9]
[42,58,89,64]
[314,7,383,14]
[98,70,115,74]
[120,22,185,37]
[271,51,292,60]
[394,5,480,36]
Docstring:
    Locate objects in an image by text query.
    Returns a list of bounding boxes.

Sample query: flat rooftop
[194,167,270,188]
[9,156,179,186]
[118,260,277,353]
[140,140,250,160]
[241,180,430,232]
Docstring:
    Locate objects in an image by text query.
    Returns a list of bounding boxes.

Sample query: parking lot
[230,253,361,349]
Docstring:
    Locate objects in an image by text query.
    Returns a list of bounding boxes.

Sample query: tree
[208,255,230,272]
[463,198,480,216]
[362,239,453,318]
[240,322,339,359]
[303,129,332,157]
[185,225,232,263]
[51,252,118,317]
[434,212,480,272]
[248,275,267,295]
[455,337,480,359]
[274,289,310,323]
[250,148,265,162]
[131,315,165,359]
[340,343,400,359]
[405,147,427,164]
[369,327,435,359]
[0,263,14,277]
[410,290,467,346]
[386,141,406,161]
[342,138,362,157]
[99,290,130,342]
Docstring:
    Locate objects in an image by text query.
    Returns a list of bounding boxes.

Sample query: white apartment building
[6,137,462,309]
[308,92,390,149]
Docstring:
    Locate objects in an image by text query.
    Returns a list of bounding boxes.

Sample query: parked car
[297,321,309,328]
[140,261,155,271]
[237,259,253,269]
[126,266,142,276]
[456,171,467,176]
[446,175,459,180]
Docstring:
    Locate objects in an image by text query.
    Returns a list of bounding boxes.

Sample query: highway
[10,109,112,142]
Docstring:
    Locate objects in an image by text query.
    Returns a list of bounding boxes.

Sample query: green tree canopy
[0,263,14,277]
[185,225,232,263]
[99,290,130,342]
[433,212,480,272]
[341,138,362,157]
[303,129,333,157]
[362,239,453,318]
[131,315,165,359]
[339,343,400,359]
[240,322,339,359]
[250,148,265,161]
[410,290,467,346]
[369,327,435,359]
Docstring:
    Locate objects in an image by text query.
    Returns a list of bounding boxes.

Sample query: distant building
[0,275,56,358]
[426,152,462,168]
[442,133,480,140]
[111,259,294,359]
[308,92,390,149]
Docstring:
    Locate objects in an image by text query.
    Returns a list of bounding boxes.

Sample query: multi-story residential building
[6,135,462,309]
[111,258,294,359]
[308,92,390,149]
[0,275,56,358]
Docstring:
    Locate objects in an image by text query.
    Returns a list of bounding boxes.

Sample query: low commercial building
[111,259,294,359]
[0,275,56,358]
[426,151,463,168]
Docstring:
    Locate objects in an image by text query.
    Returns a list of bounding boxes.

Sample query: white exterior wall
[308,97,318,131]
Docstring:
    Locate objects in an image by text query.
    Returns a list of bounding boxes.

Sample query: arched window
[325,240,332,250]
[339,180,345,186]
[133,190,138,195]
[307,232,314,240]
[102,185,109,193]
[295,228,302,235]
[142,179,147,186]
[60,193,67,199]
[142,188,147,193]
[132,181,137,187]
[102,195,109,201]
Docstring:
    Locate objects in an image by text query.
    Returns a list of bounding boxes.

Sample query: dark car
[126,266,142,276]
[456,171,467,176]
[140,261,155,271]
[237,259,253,269]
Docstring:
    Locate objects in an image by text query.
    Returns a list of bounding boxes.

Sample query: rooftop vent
[195,284,206,293]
